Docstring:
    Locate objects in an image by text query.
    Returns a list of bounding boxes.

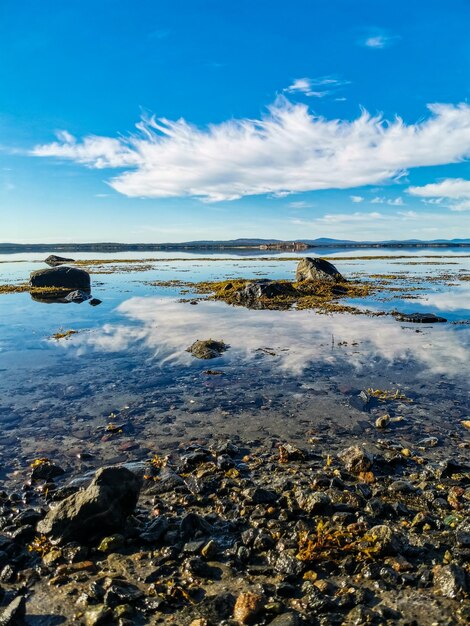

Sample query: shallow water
[0,249,469,485]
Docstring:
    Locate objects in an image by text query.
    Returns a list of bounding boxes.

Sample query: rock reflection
[64,297,470,380]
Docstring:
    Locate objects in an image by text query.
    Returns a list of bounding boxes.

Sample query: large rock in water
[296,257,344,282]
[45,254,75,266]
[37,466,141,544]
[30,266,90,291]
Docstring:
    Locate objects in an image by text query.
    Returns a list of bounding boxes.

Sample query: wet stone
[233,592,264,624]
[0,595,26,626]
[84,605,113,626]
[37,466,142,544]
[275,552,303,577]
[30,460,65,481]
[267,613,299,626]
[433,563,468,598]
[97,533,125,553]
[338,446,373,474]
[296,490,331,514]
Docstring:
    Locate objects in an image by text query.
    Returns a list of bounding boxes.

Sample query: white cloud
[371,196,404,206]
[314,211,384,224]
[397,210,417,218]
[284,76,348,98]
[288,200,313,209]
[288,209,468,240]
[408,178,470,199]
[284,78,329,98]
[362,32,399,49]
[350,195,364,203]
[364,36,388,48]
[31,99,470,202]
[452,200,470,212]
[407,178,470,211]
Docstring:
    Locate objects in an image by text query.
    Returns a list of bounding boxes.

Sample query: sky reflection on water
[61,297,470,383]
[0,253,469,482]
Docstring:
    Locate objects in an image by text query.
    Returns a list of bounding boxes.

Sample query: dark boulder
[30,266,91,291]
[45,254,75,267]
[37,466,141,544]
[296,257,344,282]
[394,312,447,323]
[31,460,65,481]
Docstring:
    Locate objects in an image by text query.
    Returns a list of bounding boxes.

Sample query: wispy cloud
[288,200,313,209]
[313,211,385,224]
[284,78,329,98]
[371,196,404,206]
[360,30,400,49]
[31,99,470,202]
[284,76,348,98]
[350,195,364,203]
[408,178,470,211]
[288,209,467,240]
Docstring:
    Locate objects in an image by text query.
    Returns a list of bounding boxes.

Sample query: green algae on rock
[190,277,375,314]
[187,339,229,359]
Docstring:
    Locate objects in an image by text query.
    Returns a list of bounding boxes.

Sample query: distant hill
[0,238,469,253]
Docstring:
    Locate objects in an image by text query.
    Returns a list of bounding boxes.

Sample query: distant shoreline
[1,240,470,253]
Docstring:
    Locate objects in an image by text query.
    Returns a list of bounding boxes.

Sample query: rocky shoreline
[0,435,468,625]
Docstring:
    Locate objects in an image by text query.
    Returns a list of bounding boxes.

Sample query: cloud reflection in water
[64,297,470,382]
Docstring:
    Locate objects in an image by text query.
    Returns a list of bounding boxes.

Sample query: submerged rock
[37,466,141,544]
[394,312,447,323]
[45,254,75,267]
[296,257,344,282]
[64,289,92,303]
[187,339,228,359]
[30,266,91,291]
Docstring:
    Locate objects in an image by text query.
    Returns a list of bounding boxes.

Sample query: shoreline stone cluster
[0,437,468,625]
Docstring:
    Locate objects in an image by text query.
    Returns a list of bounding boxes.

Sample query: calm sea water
[0,248,468,484]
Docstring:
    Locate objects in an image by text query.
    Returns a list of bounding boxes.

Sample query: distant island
[1,237,469,253]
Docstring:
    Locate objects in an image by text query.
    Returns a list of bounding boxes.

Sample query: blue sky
[1,0,469,243]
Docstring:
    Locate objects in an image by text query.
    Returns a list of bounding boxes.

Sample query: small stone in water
[375,414,390,429]
[418,436,439,448]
